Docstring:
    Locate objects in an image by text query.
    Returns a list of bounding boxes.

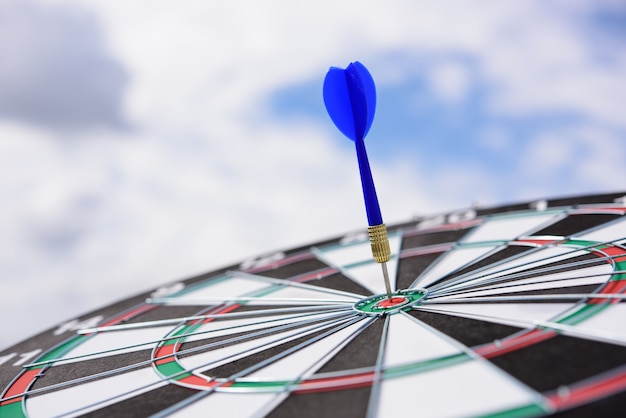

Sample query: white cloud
[428,61,471,103]
[479,3,626,128]
[515,123,626,201]
[573,127,626,189]
[1,0,625,350]
[0,0,128,130]
[479,127,513,153]
[522,133,576,172]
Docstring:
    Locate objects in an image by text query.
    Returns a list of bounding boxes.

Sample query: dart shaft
[355,138,383,226]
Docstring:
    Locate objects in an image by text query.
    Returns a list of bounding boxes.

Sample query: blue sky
[0,0,625,349]
[270,46,626,205]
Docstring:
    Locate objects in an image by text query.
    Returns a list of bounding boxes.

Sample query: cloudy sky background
[1,0,625,349]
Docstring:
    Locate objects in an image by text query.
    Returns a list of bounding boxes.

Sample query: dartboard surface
[3,192,626,417]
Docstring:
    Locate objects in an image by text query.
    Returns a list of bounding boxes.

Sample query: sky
[1,0,625,349]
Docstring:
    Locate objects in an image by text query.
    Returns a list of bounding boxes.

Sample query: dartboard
[3,193,626,418]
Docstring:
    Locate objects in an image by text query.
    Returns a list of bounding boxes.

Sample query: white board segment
[168,392,277,418]
[377,360,538,418]
[573,303,626,336]
[462,212,559,243]
[384,314,460,366]
[414,246,497,288]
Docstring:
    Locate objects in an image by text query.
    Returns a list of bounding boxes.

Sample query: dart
[323,61,394,300]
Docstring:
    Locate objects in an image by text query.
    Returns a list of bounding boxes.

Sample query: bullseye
[376,297,409,309]
[353,289,428,316]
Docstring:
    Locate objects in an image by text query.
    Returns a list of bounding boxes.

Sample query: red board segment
[153,344,179,366]
[548,368,626,411]
[295,371,375,394]
[0,368,41,406]
[588,280,626,304]
[475,329,557,359]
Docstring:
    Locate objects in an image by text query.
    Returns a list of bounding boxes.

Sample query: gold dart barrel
[368,223,393,299]
[368,224,391,263]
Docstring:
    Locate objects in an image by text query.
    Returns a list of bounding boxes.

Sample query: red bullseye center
[376,297,408,309]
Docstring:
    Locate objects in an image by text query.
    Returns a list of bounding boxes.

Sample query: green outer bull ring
[353,289,428,316]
